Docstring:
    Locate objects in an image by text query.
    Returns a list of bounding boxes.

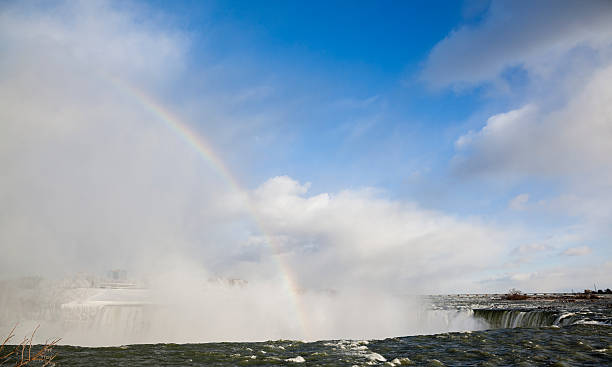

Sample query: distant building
[107,269,127,282]
[99,269,137,289]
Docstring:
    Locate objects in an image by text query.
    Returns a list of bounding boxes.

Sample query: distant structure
[99,269,137,289]
[107,269,127,282]
[208,277,248,288]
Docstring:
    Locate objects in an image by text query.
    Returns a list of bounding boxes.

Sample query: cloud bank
[422,0,612,289]
[246,176,504,294]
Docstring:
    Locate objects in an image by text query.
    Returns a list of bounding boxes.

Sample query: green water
[6,324,609,366]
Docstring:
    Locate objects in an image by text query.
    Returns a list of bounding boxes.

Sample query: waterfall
[417,309,489,333]
[92,305,149,335]
[58,301,154,345]
[473,309,561,329]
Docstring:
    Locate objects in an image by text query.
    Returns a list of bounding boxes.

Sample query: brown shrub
[1,325,60,366]
[503,288,529,300]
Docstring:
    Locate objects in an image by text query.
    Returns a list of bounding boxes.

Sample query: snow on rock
[285,356,306,363]
[366,352,387,362]
[387,357,411,365]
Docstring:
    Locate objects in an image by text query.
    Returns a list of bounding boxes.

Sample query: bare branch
[1,325,60,367]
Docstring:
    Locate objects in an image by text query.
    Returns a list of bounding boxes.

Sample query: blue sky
[168,1,484,191]
[1,0,611,294]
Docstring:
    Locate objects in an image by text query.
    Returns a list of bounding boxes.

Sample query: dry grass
[0,325,60,366]
[504,293,529,300]
[575,293,600,299]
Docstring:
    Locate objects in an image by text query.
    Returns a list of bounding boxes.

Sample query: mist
[1,271,489,346]
[0,1,503,345]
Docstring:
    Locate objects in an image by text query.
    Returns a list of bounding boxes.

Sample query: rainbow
[109,77,310,339]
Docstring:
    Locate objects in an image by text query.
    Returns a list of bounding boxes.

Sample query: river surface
[5,294,612,366]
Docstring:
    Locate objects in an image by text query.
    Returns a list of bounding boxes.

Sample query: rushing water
[8,325,608,366]
[427,293,612,329]
[3,294,611,366]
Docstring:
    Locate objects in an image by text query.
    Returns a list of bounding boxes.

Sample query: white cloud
[453,70,612,179]
[442,2,612,210]
[562,245,592,257]
[0,0,245,277]
[511,242,552,256]
[0,1,187,86]
[482,261,612,293]
[508,193,529,211]
[247,176,506,294]
[433,3,612,246]
[452,63,612,241]
[421,0,612,89]
[504,242,553,267]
